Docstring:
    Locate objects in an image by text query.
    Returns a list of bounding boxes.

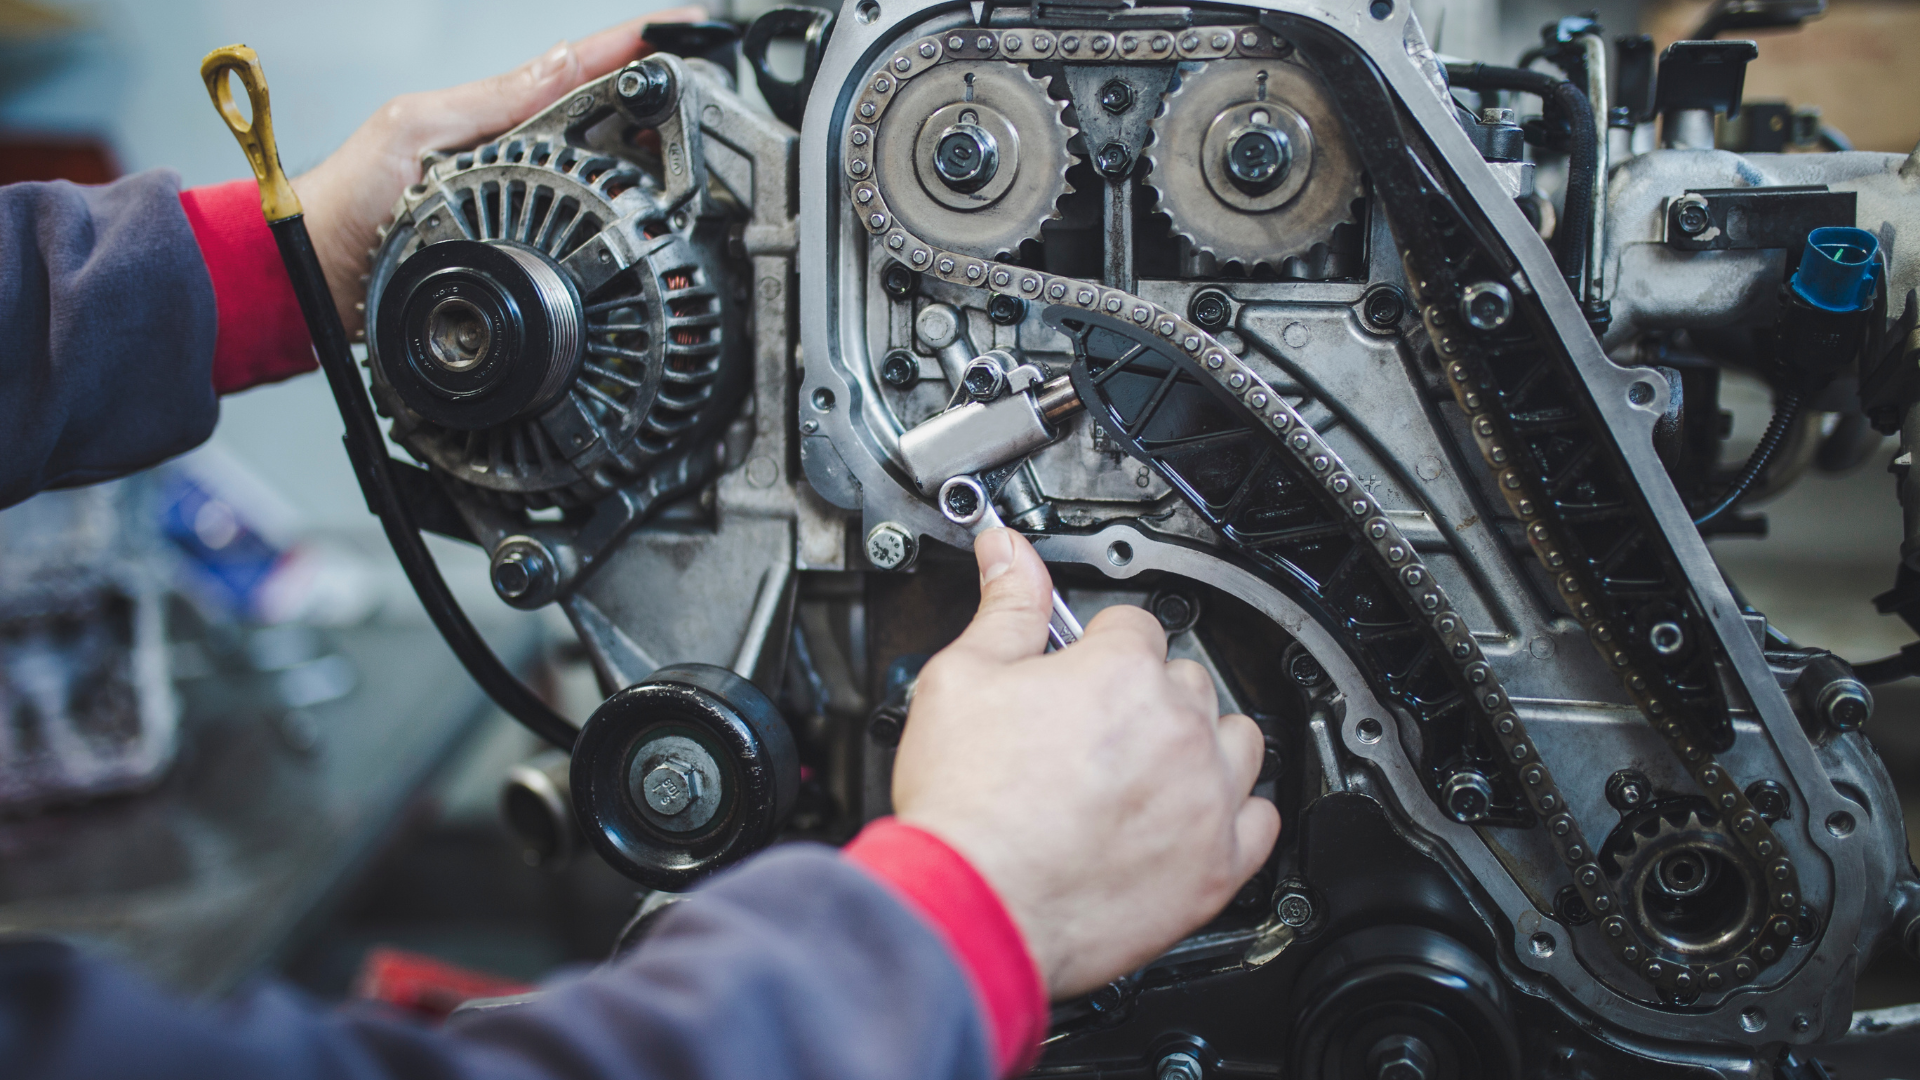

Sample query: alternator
[367,135,743,509]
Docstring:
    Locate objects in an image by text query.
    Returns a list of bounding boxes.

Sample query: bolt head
[1156,1052,1203,1080]
[1746,779,1790,822]
[1099,78,1135,114]
[1362,286,1407,329]
[962,360,1005,400]
[942,480,982,521]
[933,124,998,191]
[1821,682,1872,730]
[1443,770,1493,823]
[866,523,917,570]
[881,263,917,299]
[642,760,699,816]
[491,539,557,607]
[1275,891,1315,927]
[1095,141,1132,178]
[987,293,1027,325]
[1287,650,1326,687]
[1649,620,1685,655]
[1675,195,1712,236]
[1189,290,1233,330]
[1225,126,1290,193]
[1606,769,1652,812]
[1460,281,1513,331]
[880,350,919,389]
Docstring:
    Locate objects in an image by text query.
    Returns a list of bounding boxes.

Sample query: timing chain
[839,22,1797,1000]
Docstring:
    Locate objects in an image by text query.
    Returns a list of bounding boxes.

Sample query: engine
[358,4,1920,1076]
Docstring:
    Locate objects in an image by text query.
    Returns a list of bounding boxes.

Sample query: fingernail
[528,41,570,82]
[978,528,1015,583]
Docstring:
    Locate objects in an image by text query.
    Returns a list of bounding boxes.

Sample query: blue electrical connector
[1790,226,1881,313]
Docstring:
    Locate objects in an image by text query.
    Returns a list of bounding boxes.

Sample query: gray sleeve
[452,844,996,1080]
[0,171,219,509]
[8,844,994,1080]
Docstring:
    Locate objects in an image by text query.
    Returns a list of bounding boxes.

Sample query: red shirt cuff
[843,818,1048,1078]
[179,179,316,395]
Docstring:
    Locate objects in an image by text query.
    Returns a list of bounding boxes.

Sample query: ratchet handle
[199,45,302,223]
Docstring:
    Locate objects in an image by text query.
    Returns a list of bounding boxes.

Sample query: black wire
[1444,63,1596,300]
[1693,389,1805,530]
[268,218,580,750]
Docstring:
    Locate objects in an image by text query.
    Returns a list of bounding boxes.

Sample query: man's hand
[292,8,705,333]
[891,529,1280,999]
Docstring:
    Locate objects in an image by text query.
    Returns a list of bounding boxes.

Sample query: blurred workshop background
[1,0,1918,1029]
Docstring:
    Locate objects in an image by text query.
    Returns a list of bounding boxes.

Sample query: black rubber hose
[1445,63,1597,300]
[268,221,580,750]
[1693,389,1805,529]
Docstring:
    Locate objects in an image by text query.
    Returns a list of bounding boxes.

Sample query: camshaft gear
[1144,58,1364,272]
[869,60,1074,260]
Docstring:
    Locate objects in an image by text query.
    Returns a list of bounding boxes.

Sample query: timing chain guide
[844,15,1801,1002]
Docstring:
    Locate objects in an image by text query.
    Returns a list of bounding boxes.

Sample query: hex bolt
[942,480,982,522]
[641,759,700,816]
[933,123,999,192]
[1797,654,1874,731]
[962,359,1007,400]
[1649,620,1685,655]
[1674,193,1712,237]
[882,262,918,299]
[1477,106,1517,126]
[1460,281,1513,331]
[1554,884,1592,926]
[1368,1035,1436,1080]
[1361,285,1407,331]
[1099,78,1135,114]
[1606,768,1653,812]
[1189,289,1234,330]
[880,350,919,389]
[987,293,1027,325]
[1095,141,1133,179]
[1442,769,1494,823]
[1275,888,1315,927]
[865,522,917,570]
[1156,1051,1203,1080]
[1818,679,1873,730]
[1287,648,1326,687]
[1746,779,1791,822]
[614,60,674,117]
[491,537,560,609]
[1224,125,1290,194]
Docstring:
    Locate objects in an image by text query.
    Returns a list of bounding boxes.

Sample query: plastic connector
[1790,226,1880,313]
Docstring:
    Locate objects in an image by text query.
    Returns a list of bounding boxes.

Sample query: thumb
[949,529,1054,665]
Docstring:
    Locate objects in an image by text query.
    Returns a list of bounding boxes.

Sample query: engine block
[358,3,1920,1075]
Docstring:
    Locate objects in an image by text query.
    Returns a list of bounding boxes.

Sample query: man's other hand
[292,8,704,333]
[891,529,1281,1000]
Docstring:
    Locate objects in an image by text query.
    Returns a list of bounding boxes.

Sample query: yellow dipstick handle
[200,44,303,222]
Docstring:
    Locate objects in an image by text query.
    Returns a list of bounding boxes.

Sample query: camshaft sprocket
[1144,58,1364,272]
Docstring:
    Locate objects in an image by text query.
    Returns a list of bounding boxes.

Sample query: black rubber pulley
[570,663,798,890]
[372,238,584,431]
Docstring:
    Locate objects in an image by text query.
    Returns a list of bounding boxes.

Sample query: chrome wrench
[937,475,1083,650]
